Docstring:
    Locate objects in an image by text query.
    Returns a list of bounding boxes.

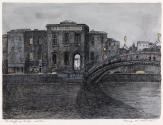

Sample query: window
[153,56,156,61]
[52,52,57,64]
[29,38,33,45]
[91,40,94,46]
[74,54,81,70]
[64,33,69,44]
[21,67,24,73]
[43,53,47,59]
[38,47,42,60]
[64,52,69,65]
[38,37,42,45]
[101,36,104,44]
[75,33,81,45]
[91,36,95,45]
[52,33,57,45]
[39,66,42,73]
[90,52,95,61]
[149,56,151,61]
[109,42,111,46]
[108,50,111,53]
[29,52,33,60]
[8,68,14,73]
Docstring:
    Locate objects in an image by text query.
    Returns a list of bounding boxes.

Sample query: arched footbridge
[85,52,161,84]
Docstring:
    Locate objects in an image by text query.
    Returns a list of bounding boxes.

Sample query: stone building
[46,20,89,73]
[6,29,47,74]
[2,34,8,74]
[129,43,137,53]
[137,41,150,51]
[3,20,123,74]
[7,29,30,74]
[24,30,47,73]
[105,38,120,58]
[143,45,161,52]
[89,30,107,64]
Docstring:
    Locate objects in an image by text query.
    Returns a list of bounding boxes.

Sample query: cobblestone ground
[3,82,160,119]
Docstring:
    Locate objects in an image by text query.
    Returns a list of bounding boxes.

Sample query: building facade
[7,29,30,74]
[105,38,120,58]
[2,34,8,74]
[3,20,123,74]
[6,29,48,74]
[89,30,107,64]
[46,20,89,73]
[129,43,137,53]
[137,41,150,51]
[24,30,48,73]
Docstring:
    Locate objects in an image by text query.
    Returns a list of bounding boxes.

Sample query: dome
[60,20,77,24]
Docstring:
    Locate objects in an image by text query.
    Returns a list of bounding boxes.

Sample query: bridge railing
[86,52,161,75]
[87,60,160,83]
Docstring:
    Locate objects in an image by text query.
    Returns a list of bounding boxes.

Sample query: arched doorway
[74,54,81,70]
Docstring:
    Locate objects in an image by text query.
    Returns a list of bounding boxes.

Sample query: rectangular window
[101,36,104,43]
[8,68,14,73]
[52,52,57,64]
[29,52,33,60]
[91,36,95,45]
[90,52,95,61]
[21,67,24,73]
[64,52,69,65]
[75,33,81,45]
[30,38,33,45]
[64,33,69,44]
[38,48,42,60]
[38,37,42,45]
[52,33,57,45]
[91,40,94,45]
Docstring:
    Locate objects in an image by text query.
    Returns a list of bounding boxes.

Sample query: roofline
[89,31,107,35]
[25,30,46,32]
[46,23,89,28]
[7,29,31,33]
[137,41,150,43]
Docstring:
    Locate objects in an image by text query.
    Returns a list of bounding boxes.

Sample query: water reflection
[76,81,160,118]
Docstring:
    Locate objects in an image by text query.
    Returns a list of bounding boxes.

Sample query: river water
[100,82,161,118]
[3,81,160,119]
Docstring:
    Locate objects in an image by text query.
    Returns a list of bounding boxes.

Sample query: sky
[2,3,161,46]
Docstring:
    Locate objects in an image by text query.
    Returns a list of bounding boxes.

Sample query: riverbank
[3,74,161,119]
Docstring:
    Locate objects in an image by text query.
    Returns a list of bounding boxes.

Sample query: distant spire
[124,36,127,43]
[157,33,161,42]
[123,35,128,50]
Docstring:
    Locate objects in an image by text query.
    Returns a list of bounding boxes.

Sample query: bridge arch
[85,52,160,84]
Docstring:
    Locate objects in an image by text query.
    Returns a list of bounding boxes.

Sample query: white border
[0,0,162,125]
